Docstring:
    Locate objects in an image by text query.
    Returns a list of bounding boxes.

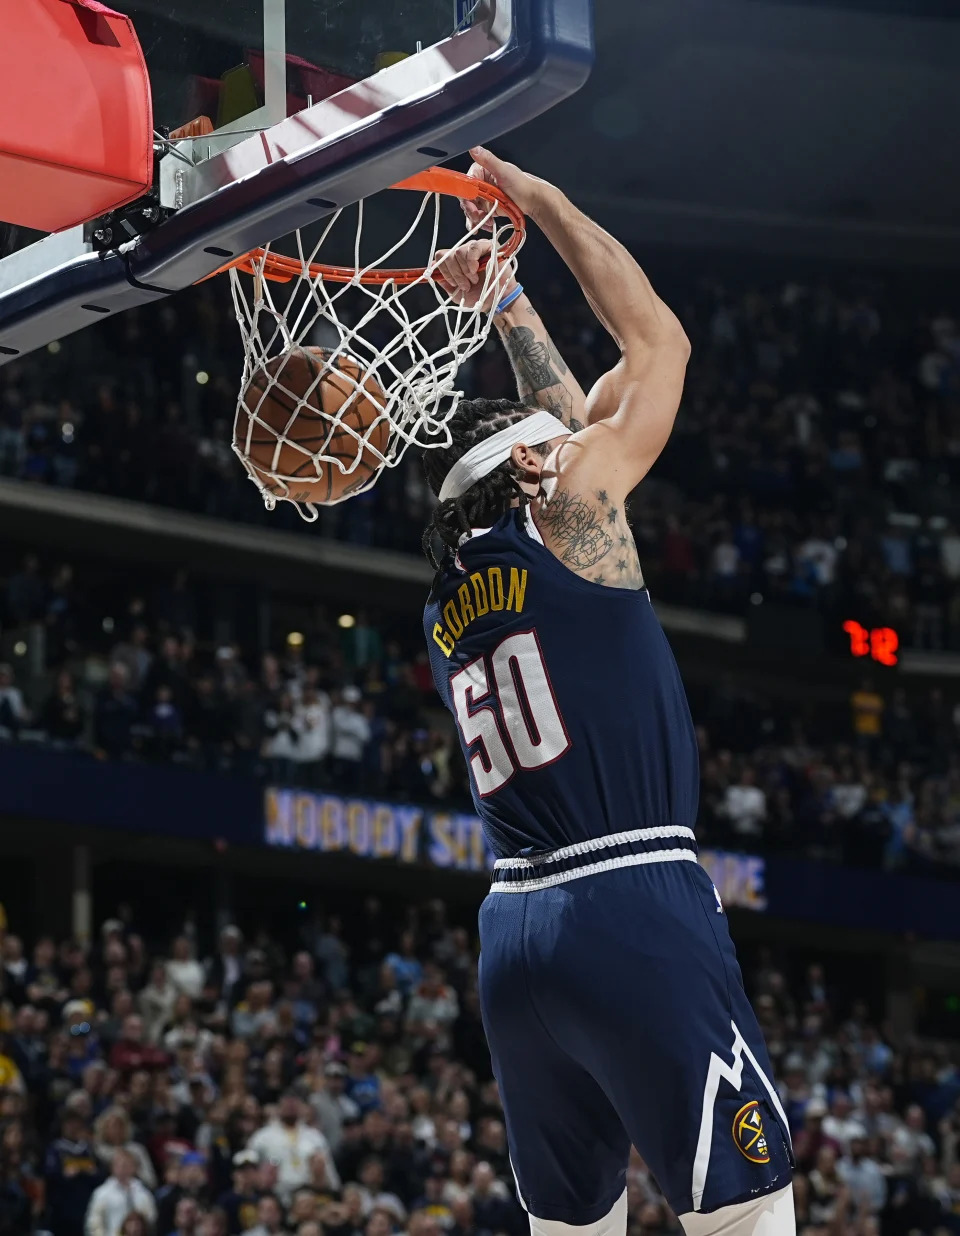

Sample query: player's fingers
[441,257,469,296]
[462,199,485,225]
[451,247,478,290]
[461,241,485,282]
[469,146,510,185]
[462,201,492,233]
[468,199,498,231]
[432,249,453,283]
[432,250,467,297]
[463,163,497,231]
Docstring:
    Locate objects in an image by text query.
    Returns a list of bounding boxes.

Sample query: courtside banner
[3,746,959,938]
[264,786,494,874]
[263,786,767,906]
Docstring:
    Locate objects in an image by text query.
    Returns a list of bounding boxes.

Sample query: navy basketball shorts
[477,830,794,1223]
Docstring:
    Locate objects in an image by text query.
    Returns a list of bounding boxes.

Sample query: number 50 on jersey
[450,630,571,797]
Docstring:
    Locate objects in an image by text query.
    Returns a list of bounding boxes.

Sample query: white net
[228,187,523,521]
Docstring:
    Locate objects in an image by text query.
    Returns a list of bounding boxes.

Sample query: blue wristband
[494,283,523,316]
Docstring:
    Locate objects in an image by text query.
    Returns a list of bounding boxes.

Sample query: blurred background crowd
[1,263,959,642]
[2,1,960,1234]
[1,551,960,871]
[1,903,960,1236]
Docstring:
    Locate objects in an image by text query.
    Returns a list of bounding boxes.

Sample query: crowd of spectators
[1,903,960,1236]
[3,552,960,872]
[0,901,517,1236]
[5,207,960,1236]
[3,256,960,868]
[690,676,960,872]
[1,258,960,643]
[0,554,456,808]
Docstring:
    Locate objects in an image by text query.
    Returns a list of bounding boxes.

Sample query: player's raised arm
[466,147,690,498]
[494,290,587,432]
[433,237,587,432]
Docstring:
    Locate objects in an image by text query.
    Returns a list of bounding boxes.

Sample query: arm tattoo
[504,325,567,393]
[500,312,585,430]
[537,490,614,570]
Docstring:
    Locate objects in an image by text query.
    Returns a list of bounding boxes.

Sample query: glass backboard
[110,0,477,139]
[0,0,592,362]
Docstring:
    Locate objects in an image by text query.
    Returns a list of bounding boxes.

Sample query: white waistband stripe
[489,848,698,893]
[493,826,696,870]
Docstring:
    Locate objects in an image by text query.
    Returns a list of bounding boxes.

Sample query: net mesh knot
[229,191,522,521]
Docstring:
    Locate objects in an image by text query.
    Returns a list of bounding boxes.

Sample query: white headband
[438,410,572,503]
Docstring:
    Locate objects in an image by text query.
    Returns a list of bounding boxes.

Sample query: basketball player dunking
[422,149,796,1236]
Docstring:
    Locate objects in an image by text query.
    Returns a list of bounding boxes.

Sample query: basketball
[236,346,389,505]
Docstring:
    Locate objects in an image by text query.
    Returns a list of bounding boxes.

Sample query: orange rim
[201,167,525,286]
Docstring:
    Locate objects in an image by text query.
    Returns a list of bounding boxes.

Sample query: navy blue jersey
[424,508,699,857]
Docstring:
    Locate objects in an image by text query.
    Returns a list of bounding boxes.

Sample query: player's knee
[677,1183,795,1236]
[528,1188,627,1236]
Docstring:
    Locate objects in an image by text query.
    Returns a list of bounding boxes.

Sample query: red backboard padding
[0,0,153,232]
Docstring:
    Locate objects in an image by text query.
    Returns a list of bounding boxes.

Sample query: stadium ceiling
[513,0,960,261]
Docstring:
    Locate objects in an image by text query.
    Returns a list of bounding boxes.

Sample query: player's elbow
[657,314,691,364]
[621,324,690,393]
[622,314,690,370]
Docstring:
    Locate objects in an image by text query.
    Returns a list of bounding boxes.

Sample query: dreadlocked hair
[421,398,542,571]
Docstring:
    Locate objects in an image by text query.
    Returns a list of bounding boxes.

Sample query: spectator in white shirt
[406,965,459,1041]
[721,767,766,837]
[137,960,176,1045]
[291,685,331,779]
[797,530,838,587]
[0,663,29,734]
[262,693,300,776]
[709,531,740,583]
[165,936,205,1000]
[85,1148,157,1236]
[830,775,867,820]
[892,1104,936,1166]
[92,1108,156,1189]
[247,1093,341,1204]
[331,687,371,791]
[821,1092,866,1151]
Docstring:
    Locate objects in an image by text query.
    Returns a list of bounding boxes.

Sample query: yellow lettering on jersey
[432,623,455,659]
[488,567,505,610]
[434,566,527,654]
[507,567,527,612]
[443,600,464,638]
[458,583,476,627]
[471,572,489,616]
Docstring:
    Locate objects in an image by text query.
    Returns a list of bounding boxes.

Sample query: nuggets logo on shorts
[732,1100,770,1164]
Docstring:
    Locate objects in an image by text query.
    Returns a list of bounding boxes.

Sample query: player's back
[424,507,699,857]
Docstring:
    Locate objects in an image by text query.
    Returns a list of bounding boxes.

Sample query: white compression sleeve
[679,1184,796,1236]
[527,1189,627,1236]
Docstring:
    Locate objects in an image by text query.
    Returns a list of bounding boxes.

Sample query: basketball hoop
[215,167,526,520]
